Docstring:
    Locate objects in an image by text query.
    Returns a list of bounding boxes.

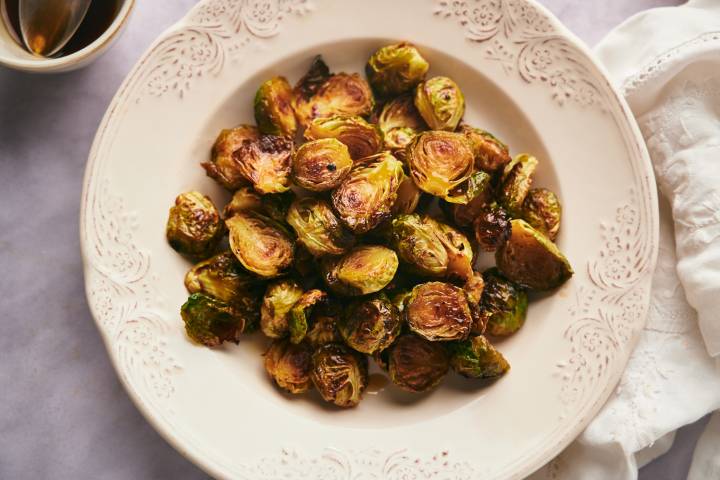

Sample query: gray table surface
[0,1,706,479]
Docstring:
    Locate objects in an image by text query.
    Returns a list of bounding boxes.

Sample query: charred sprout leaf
[227,211,295,278]
[184,251,263,303]
[414,76,465,131]
[204,125,259,190]
[166,191,224,260]
[291,138,353,192]
[322,245,399,296]
[288,289,327,344]
[311,343,368,407]
[306,310,343,347]
[293,56,331,101]
[388,334,449,393]
[286,197,355,257]
[331,152,404,233]
[459,125,511,173]
[181,293,254,347]
[496,219,573,291]
[304,115,383,160]
[498,154,538,217]
[378,94,427,153]
[231,134,294,194]
[473,202,512,252]
[478,268,528,336]
[522,188,562,241]
[406,131,474,202]
[254,76,298,137]
[260,279,304,338]
[366,42,430,97]
[391,172,423,216]
[404,282,473,341]
[223,187,262,219]
[264,339,313,393]
[339,293,401,354]
[449,335,510,378]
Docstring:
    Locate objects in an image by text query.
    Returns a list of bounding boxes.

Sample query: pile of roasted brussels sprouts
[166,42,573,408]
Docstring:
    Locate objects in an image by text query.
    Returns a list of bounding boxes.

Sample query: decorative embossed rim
[81,1,659,479]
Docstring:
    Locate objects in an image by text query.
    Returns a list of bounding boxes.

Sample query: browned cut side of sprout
[291,138,353,192]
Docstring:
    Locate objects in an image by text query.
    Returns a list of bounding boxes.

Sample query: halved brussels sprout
[322,245,399,297]
[184,251,262,303]
[181,292,256,347]
[366,42,430,97]
[304,115,383,160]
[477,268,528,336]
[440,171,493,225]
[204,125,259,190]
[264,339,313,394]
[405,131,474,202]
[388,334,449,393]
[459,125,511,173]
[473,202,512,252]
[311,343,368,407]
[166,191,224,260]
[286,197,355,258]
[378,94,427,153]
[254,76,297,137]
[291,138,353,192]
[339,293,401,354]
[448,335,510,378]
[495,219,573,291]
[222,187,262,218]
[293,56,331,101]
[391,172,423,216]
[230,134,294,194]
[404,282,473,342]
[331,152,404,233]
[522,188,561,241]
[288,289,327,344]
[260,279,304,338]
[227,211,294,278]
[414,76,465,131]
[498,154,538,217]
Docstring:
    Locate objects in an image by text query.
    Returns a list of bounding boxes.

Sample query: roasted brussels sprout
[254,76,297,137]
[473,203,512,252]
[366,42,430,97]
[322,245,399,296]
[388,334,449,393]
[261,190,296,223]
[311,343,368,407]
[477,268,528,336]
[459,125,511,173]
[405,131,474,202]
[181,293,256,346]
[378,94,427,153]
[331,152,404,233]
[230,134,294,194]
[184,251,262,303]
[260,279,304,338]
[496,219,573,291]
[440,171,492,225]
[166,191,224,260]
[304,115,383,160]
[463,271,486,306]
[222,187,262,218]
[403,282,473,341]
[204,125,259,190]
[293,56,331,101]
[448,335,510,379]
[291,138,353,192]
[339,293,401,354]
[227,211,295,278]
[264,339,313,393]
[391,172,423,216]
[286,197,355,257]
[305,310,343,347]
[522,188,561,241]
[414,76,465,131]
[498,154,538,217]
[288,289,327,344]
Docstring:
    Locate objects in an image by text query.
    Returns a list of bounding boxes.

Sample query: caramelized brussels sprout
[181,292,256,346]
[463,271,485,305]
[459,125,511,173]
[227,211,294,278]
[322,245,399,296]
[414,76,465,131]
[230,134,294,194]
[440,171,492,224]
[366,42,430,97]
[222,187,262,218]
[496,219,573,291]
[473,203,512,252]
[264,339,313,393]
[339,293,401,354]
[291,138,353,192]
[166,191,224,260]
[378,94,427,153]
[254,76,297,137]
[405,131,474,202]
[522,188,561,241]
[448,335,510,378]
[304,115,383,160]
[311,343,368,407]
[260,279,304,338]
[404,282,473,341]
[477,268,528,336]
[391,172,423,216]
[331,152,404,233]
[261,190,296,223]
[388,334,449,393]
[288,289,328,344]
[498,154,538,217]
[204,125,259,190]
[293,56,331,102]
[184,251,262,303]
[306,309,343,347]
[286,197,355,257]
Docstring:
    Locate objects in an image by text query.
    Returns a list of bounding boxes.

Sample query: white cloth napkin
[529,1,720,478]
